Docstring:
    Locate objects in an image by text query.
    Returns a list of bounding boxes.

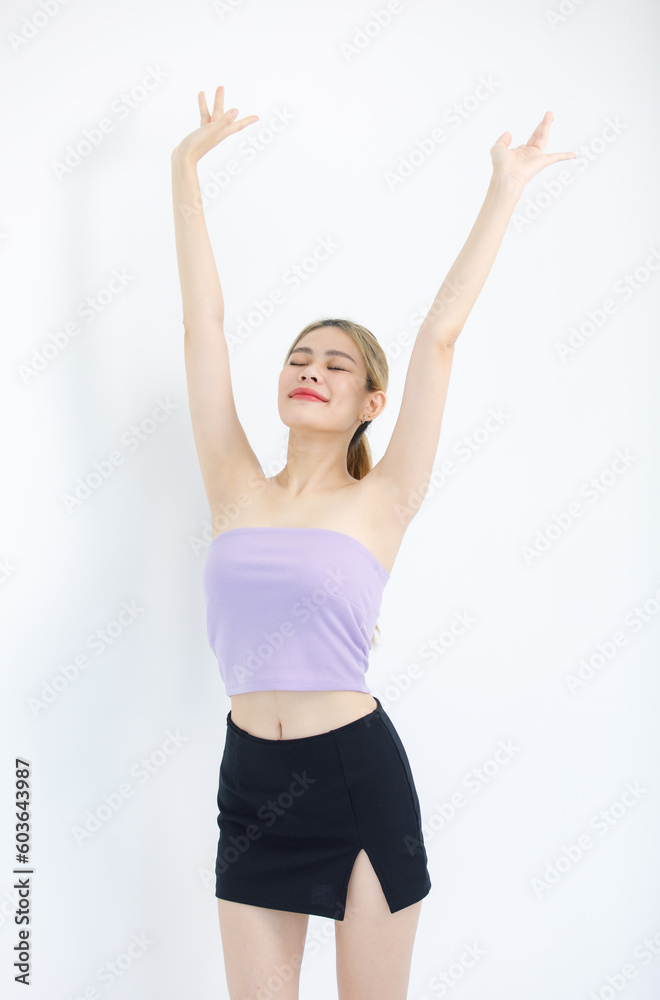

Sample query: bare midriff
[229,690,379,740]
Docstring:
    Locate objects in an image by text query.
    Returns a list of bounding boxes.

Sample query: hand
[490,111,576,190]
[171,85,259,165]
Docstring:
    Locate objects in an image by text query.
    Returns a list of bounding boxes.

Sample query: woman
[171,86,575,1000]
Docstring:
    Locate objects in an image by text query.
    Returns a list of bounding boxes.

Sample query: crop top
[202,526,390,696]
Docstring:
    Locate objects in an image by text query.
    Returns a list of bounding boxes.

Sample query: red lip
[289,388,328,402]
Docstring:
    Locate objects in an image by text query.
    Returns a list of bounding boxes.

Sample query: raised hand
[490,111,576,190]
[172,85,259,165]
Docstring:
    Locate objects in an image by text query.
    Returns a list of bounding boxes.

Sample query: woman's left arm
[366,112,576,517]
[420,110,576,347]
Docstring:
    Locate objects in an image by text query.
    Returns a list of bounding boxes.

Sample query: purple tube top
[202,526,390,696]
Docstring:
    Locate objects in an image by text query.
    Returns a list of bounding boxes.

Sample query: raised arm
[171,86,263,514]
[368,112,577,520]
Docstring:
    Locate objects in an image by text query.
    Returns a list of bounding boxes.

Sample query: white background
[2,0,659,997]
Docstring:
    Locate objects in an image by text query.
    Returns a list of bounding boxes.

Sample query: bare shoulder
[355,461,416,531]
[347,467,415,574]
[206,464,415,576]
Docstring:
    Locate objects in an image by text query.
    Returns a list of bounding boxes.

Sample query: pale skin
[172,86,576,999]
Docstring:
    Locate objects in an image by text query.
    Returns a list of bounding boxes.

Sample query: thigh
[217,898,309,1000]
[335,850,422,1000]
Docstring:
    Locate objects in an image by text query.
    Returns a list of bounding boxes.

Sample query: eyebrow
[288,346,358,366]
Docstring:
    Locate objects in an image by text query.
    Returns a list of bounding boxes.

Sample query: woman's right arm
[171,87,263,515]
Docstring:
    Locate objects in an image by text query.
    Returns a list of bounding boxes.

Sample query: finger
[220,115,259,138]
[526,110,553,151]
[198,90,211,124]
[544,150,577,165]
[211,84,224,121]
[233,114,259,129]
[492,130,512,148]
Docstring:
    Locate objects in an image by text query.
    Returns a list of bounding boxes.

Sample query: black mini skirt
[214,696,432,921]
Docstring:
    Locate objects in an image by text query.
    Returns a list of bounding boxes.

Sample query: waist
[228,690,379,740]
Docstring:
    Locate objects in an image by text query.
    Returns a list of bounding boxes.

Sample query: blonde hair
[283,317,389,648]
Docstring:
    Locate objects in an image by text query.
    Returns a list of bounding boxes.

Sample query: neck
[271,467,356,496]
[270,429,357,495]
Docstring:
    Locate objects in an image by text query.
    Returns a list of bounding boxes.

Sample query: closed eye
[289,362,346,371]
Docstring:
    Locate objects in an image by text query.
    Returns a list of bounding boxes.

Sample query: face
[278,327,384,432]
